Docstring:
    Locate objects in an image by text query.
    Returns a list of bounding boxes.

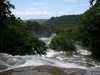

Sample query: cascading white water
[75,44,91,55]
[0,33,100,72]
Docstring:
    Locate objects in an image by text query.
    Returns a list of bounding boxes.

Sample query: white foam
[0,34,99,72]
[77,50,91,55]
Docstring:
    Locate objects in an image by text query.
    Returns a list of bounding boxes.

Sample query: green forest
[0,0,48,55]
[43,15,80,26]
[0,0,100,60]
[49,0,100,60]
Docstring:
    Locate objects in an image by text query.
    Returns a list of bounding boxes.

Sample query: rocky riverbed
[0,65,100,75]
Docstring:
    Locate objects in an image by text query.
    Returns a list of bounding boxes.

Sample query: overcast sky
[10,0,91,20]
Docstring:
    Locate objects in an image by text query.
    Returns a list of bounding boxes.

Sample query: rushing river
[0,34,100,75]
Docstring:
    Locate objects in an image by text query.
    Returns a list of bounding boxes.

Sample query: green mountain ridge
[43,15,81,26]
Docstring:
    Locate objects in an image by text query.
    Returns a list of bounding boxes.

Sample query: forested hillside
[23,19,48,24]
[25,21,50,38]
[43,15,80,26]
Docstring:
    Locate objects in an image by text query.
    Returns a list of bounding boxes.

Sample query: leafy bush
[49,27,75,51]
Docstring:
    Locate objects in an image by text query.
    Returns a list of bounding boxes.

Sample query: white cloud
[13,10,52,16]
[13,8,53,19]
[81,3,89,6]
[74,12,81,14]
[66,7,70,10]
[58,11,81,15]
[59,11,69,15]
[29,8,38,11]
[64,0,78,2]
[33,2,46,5]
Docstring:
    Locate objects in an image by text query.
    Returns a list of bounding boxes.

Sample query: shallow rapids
[0,34,100,72]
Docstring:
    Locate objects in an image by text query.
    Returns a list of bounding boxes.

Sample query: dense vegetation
[42,15,81,36]
[25,21,65,37]
[25,21,50,38]
[76,3,100,59]
[49,0,100,60]
[0,0,47,55]
[43,15,80,26]
[1,0,100,60]
[49,26,75,52]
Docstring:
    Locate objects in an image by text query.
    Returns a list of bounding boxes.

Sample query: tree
[0,0,47,55]
[77,3,100,59]
[49,26,75,52]
[90,0,100,5]
[0,0,15,27]
[0,0,15,52]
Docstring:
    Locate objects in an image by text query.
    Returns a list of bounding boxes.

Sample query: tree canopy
[90,0,100,5]
[76,2,100,59]
[0,0,47,55]
[49,26,75,52]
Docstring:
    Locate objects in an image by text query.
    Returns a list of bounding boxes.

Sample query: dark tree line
[0,0,47,55]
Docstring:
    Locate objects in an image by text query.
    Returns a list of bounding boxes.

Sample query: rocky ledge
[0,65,100,75]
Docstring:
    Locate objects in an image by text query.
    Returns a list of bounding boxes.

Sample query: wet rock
[11,71,53,75]
[66,51,73,56]
[86,62,94,67]
[0,65,100,75]
[34,65,68,75]
[0,66,68,75]
[0,67,53,75]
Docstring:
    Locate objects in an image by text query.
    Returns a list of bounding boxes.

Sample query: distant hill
[43,15,81,26]
[23,19,48,24]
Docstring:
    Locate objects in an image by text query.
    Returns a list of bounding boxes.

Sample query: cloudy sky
[10,0,91,20]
